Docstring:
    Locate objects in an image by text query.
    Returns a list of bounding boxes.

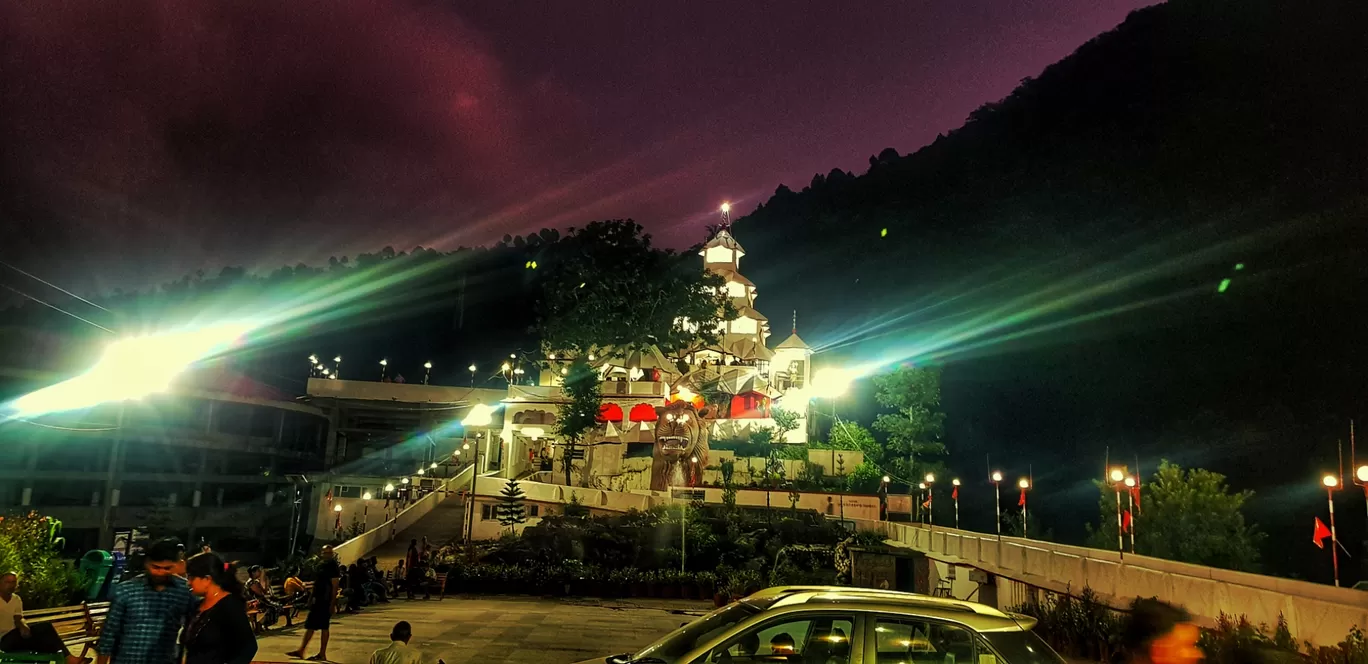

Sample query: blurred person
[404,540,422,600]
[1124,599,1203,664]
[0,571,87,664]
[244,567,281,628]
[286,546,341,662]
[182,553,256,664]
[95,538,195,664]
[367,621,421,664]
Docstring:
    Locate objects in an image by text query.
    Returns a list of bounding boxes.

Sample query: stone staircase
[368,494,469,568]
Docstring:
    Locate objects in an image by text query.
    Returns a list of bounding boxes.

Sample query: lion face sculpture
[650,401,711,491]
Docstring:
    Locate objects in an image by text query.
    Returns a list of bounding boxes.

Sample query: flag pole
[1328,482,1340,587]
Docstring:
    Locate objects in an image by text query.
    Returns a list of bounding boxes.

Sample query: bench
[0,601,109,664]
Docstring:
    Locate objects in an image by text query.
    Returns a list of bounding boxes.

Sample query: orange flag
[952,485,959,500]
[1313,517,1332,549]
[1122,510,1133,533]
[1018,489,1026,507]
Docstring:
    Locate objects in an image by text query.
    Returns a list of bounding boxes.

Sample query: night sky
[1,0,1154,292]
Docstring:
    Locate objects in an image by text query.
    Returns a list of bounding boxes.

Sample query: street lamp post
[1018,478,1030,538]
[468,364,477,387]
[332,503,343,539]
[462,404,497,550]
[1323,474,1341,587]
[991,471,1003,538]
[334,356,342,379]
[362,491,372,529]
[423,362,433,385]
[880,476,891,520]
[1124,476,1137,553]
[951,479,961,530]
[924,473,936,526]
[1356,464,1368,533]
[379,358,388,381]
[1109,468,1126,557]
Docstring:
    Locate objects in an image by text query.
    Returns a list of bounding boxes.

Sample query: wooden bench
[0,601,109,664]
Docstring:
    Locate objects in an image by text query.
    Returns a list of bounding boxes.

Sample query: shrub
[0,513,86,608]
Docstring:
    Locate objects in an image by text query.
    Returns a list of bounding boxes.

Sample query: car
[574,586,1065,664]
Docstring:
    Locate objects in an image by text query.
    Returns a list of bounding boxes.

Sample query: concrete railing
[334,464,473,562]
[858,519,1368,647]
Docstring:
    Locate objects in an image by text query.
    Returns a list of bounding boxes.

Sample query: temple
[509,225,814,489]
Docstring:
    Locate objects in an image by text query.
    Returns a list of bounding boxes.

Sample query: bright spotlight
[462,403,499,427]
[1018,478,1030,489]
[1124,476,1136,488]
[810,368,857,400]
[1109,468,1125,483]
[991,471,1003,482]
[1358,465,1368,483]
[10,322,252,416]
[362,491,373,500]
[1323,474,1339,488]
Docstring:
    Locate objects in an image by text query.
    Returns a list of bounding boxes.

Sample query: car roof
[765,590,1036,633]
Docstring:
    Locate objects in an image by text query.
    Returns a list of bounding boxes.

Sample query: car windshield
[631,602,766,662]
[983,631,1067,664]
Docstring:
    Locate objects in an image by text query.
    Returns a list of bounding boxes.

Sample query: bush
[0,513,86,608]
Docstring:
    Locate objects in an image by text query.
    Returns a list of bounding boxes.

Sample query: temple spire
[792,309,797,335]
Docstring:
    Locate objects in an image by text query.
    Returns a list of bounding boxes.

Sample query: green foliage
[770,407,801,439]
[846,462,884,493]
[872,366,946,479]
[1011,589,1124,663]
[555,359,602,486]
[496,480,529,530]
[532,220,733,358]
[719,459,738,511]
[826,420,880,458]
[773,443,808,460]
[0,512,85,609]
[1086,460,1263,571]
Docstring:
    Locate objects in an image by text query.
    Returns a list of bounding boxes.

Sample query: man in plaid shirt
[96,538,196,664]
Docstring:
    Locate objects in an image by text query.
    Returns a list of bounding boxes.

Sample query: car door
[862,614,983,664]
[685,610,864,664]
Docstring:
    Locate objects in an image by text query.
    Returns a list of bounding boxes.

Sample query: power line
[0,259,109,313]
[1,284,115,334]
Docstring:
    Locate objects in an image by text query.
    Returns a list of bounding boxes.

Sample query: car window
[701,614,855,664]
[873,618,976,664]
[981,631,1066,664]
[634,602,765,661]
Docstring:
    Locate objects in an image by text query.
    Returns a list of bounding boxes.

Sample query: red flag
[921,497,931,508]
[1018,489,1026,507]
[952,486,959,500]
[325,488,333,503]
[1130,485,1142,513]
[1313,518,1332,549]
[1122,510,1133,533]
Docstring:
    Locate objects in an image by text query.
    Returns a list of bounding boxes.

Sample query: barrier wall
[857,519,1368,648]
[333,465,472,562]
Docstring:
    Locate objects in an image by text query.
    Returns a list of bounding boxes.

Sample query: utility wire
[1,284,115,334]
[0,259,110,313]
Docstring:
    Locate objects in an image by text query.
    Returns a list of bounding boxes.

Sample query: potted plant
[696,571,718,603]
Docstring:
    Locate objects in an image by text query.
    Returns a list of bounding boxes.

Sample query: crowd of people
[0,537,446,664]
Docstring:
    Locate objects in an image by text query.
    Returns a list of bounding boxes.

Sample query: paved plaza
[253,595,715,664]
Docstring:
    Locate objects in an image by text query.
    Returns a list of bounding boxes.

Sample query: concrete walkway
[253,594,714,664]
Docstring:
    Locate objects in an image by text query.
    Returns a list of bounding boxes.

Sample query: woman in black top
[182,552,258,664]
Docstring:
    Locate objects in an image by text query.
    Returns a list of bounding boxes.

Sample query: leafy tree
[496,480,528,531]
[532,220,733,359]
[719,459,738,511]
[846,462,884,493]
[825,421,880,460]
[554,360,602,487]
[872,366,946,481]
[1085,460,1263,571]
[771,407,801,443]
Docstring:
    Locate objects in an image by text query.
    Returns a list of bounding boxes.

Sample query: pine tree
[495,480,528,531]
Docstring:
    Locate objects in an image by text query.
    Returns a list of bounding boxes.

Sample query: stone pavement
[253,595,714,664]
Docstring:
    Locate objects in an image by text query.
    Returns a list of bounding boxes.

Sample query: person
[1123,599,1203,664]
[244,567,282,628]
[361,561,389,604]
[768,633,796,656]
[286,545,341,662]
[95,537,196,664]
[391,560,406,596]
[182,552,257,664]
[368,621,422,664]
[0,571,87,664]
[404,540,422,600]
